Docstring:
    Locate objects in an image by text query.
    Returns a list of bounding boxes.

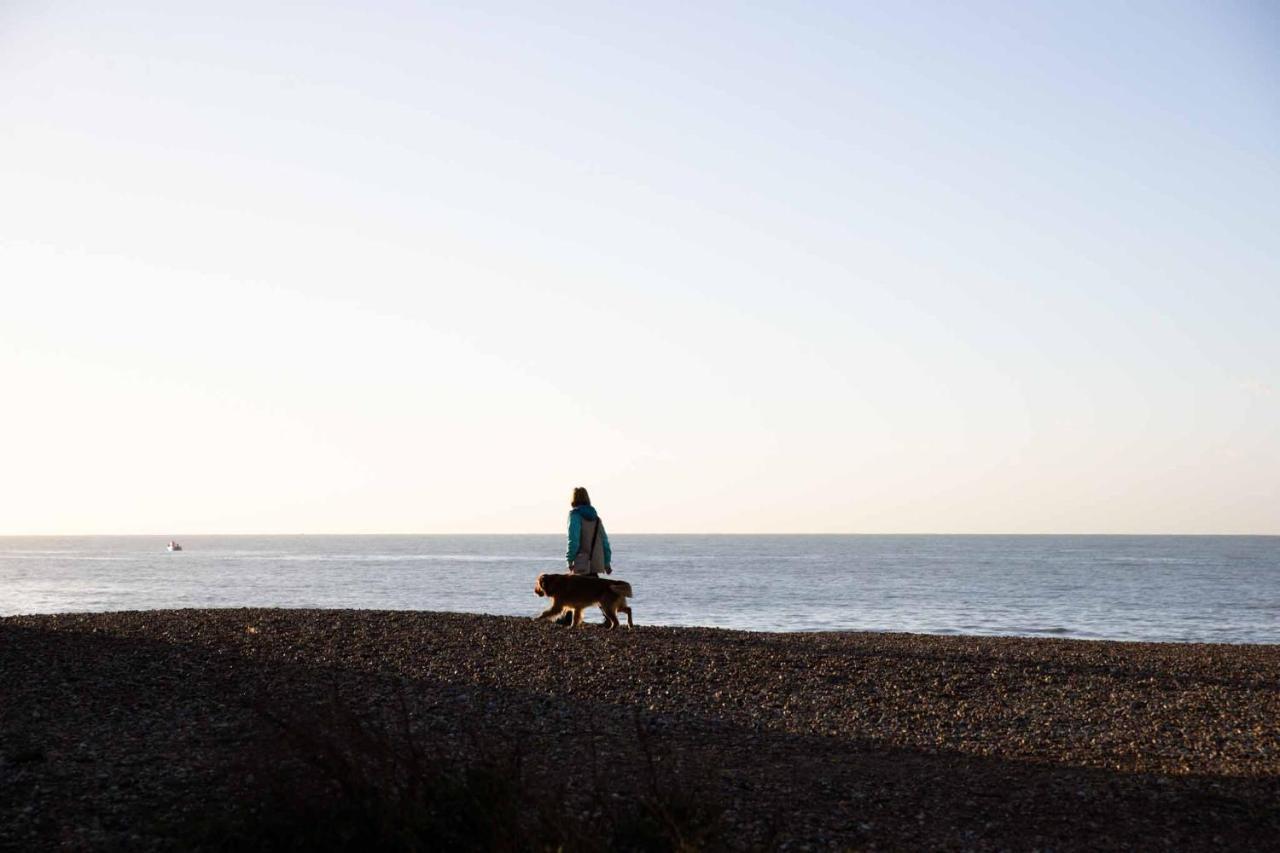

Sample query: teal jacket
[566,505,612,566]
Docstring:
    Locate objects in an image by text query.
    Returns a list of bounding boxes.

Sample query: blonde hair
[571,487,591,507]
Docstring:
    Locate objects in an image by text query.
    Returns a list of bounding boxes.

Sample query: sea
[1,535,1277,644]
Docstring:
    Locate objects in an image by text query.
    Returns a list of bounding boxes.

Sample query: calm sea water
[1,535,1276,644]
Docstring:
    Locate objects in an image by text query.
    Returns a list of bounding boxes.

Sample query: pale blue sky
[2,1,1277,533]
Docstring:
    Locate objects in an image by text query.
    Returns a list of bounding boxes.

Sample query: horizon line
[1,531,1277,538]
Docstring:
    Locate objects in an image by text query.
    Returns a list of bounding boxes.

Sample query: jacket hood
[571,505,598,521]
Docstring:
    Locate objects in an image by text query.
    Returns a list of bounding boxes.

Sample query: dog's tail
[608,580,633,599]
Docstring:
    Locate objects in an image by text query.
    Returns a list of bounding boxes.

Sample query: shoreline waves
[2,608,1277,849]
[4,534,1277,643]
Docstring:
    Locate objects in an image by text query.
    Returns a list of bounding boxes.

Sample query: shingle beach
[2,609,1277,850]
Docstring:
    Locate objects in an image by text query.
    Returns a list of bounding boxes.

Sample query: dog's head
[535,573,565,598]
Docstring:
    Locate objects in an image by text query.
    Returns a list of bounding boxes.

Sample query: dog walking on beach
[553,486,615,625]
[534,573,634,629]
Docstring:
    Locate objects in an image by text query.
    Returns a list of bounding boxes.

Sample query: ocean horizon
[3,534,1276,644]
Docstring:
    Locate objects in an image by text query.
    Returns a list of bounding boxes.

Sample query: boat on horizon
[167,541,183,552]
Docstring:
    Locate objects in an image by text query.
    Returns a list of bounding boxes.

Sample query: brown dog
[534,573,634,629]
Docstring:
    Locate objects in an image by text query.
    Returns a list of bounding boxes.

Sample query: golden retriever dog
[534,573,634,629]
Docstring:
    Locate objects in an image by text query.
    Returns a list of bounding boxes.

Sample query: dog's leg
[535,600,564,621]
[571,607,584,628]
[619,605,633,628]
[600,603,618,630]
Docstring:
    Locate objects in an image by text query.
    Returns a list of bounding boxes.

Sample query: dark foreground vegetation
[2,609,1278,850]
[190,691,725,852]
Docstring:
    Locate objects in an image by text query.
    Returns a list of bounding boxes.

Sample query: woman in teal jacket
[566,486,612,575]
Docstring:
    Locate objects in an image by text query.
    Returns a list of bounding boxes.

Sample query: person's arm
[565,511,581,566]
[601,522,612,572]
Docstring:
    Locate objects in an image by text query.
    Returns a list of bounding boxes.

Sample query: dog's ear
[534,573,546,596]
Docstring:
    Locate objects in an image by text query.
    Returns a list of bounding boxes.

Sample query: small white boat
[167,541,183,552]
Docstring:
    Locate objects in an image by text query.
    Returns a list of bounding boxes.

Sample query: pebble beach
[2,608,1277,850]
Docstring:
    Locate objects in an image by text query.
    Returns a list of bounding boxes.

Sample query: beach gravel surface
[1,609,1277,850]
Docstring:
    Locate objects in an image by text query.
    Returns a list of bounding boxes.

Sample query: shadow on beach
[2,611,1277,850]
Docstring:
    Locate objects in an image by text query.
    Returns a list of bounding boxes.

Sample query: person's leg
[582,571,611,625]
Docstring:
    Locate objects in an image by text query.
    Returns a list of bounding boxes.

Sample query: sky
[1,1,1277,534]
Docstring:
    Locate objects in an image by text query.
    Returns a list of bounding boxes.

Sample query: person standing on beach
[566,486,612,576]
